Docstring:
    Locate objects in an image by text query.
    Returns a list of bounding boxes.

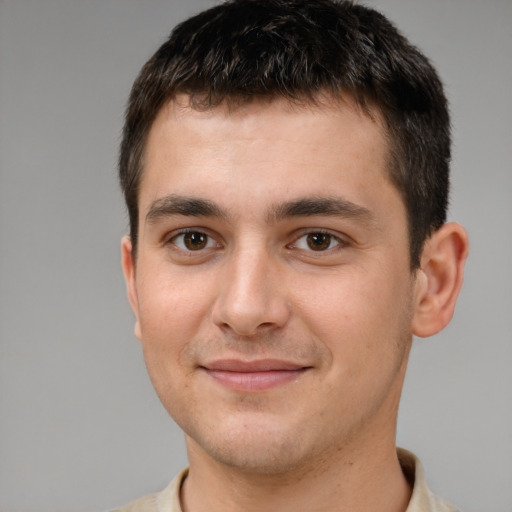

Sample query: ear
[412,222,469,338]
[121,236,142,341]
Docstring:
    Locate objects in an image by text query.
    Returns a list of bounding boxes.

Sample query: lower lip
[204,369,308,392]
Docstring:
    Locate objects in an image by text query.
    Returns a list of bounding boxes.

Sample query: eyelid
[288,229,350,251]
[164,227,223,251]
[161,226,350,253]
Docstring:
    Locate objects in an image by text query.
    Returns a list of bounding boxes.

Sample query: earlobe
[412,222,469,338]
[121,236,142,341]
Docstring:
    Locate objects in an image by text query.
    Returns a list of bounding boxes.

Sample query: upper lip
[202,359,310,372]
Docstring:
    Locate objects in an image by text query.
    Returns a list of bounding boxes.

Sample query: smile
[201,359,311,392]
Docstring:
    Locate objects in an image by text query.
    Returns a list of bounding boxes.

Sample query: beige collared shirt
[113,448,458,512]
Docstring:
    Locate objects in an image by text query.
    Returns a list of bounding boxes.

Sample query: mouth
[200,359,312,392]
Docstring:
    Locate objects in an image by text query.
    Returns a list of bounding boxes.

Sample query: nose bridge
[213,240,289,336]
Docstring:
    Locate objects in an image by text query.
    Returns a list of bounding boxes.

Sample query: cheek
[135,270,208,410]
[135,269,218,396]
[137,265,215,340]
[294,266,413,369]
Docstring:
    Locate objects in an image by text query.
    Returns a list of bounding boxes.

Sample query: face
[123,95,422,475]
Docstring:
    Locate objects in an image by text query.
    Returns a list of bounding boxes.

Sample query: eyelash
[289,230,346,252]
[166,228,221,252]
[165,228,348,254]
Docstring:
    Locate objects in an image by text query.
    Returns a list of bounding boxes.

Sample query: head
[119,0,468,478]
[119,0,450,269]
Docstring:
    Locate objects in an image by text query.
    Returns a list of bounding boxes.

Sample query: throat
[180,441,412,512]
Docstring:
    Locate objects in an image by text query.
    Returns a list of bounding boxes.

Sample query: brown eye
[183,232,208,250]
[168,229,220,258]
[306,232,333,251]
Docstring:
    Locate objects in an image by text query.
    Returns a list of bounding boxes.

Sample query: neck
[181,431,411,512]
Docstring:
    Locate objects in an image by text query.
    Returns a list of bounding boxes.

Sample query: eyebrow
[268,197,374,223]
[145,194,374,225]
[145,195,227,224]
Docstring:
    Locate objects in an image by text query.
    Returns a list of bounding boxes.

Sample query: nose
[212,246,291,337]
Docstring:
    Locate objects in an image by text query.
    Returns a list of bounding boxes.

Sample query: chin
[186,413,320,475]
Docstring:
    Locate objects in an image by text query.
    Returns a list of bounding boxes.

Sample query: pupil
[184,232,207,250]
[307,233,331,250]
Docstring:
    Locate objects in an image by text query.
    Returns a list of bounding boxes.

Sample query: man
[117,0,468,511]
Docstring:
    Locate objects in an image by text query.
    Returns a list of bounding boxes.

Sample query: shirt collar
[153,449,458,512]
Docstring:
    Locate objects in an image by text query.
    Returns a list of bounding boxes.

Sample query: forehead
[155,92,384,136]
[139,94,395,215]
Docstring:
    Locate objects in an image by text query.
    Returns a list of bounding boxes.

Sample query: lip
[201,359,311,392]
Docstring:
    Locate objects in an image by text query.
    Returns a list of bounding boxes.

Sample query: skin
[122,95,468,512]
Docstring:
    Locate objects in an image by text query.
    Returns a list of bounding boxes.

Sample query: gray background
[0,1,510,511]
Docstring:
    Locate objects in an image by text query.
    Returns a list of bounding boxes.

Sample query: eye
[293,232,341,251]
[170,230,218,251]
